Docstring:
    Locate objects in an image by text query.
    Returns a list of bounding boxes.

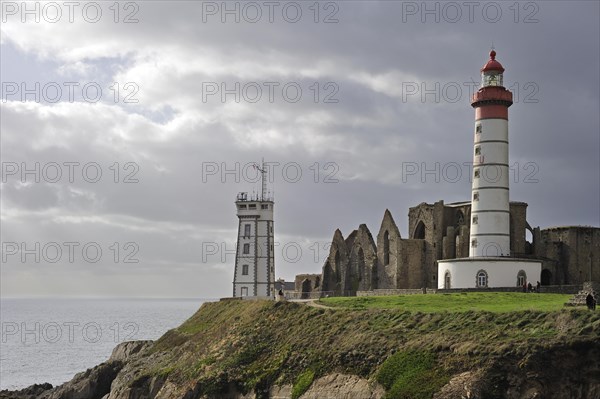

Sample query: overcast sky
[1,1,598,298]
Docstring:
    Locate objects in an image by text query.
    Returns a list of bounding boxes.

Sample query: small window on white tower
[242,264,249,275]
[473,192,479,201]
[471,239,478,248]
[244,224,251,237]
[261,204,268,209]
[243,243,250,254]
[472,216,478,224]
[249,204,257,209]
[475,147,481,155]
[474,169,480,179]
[476,124,482,134]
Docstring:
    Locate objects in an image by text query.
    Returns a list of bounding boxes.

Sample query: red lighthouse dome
[481,50,505,73]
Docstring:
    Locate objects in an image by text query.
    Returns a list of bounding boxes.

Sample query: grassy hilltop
[320,292,571,312]
[107,292,600,399]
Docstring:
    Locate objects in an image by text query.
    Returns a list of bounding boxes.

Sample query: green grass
[319,292,572,313]
[376,350,449,399]
[291,369,315,399]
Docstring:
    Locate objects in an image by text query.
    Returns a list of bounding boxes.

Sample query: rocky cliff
[2,299,599,399]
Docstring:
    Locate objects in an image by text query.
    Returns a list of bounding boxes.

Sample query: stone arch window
[476,269,488,288]
[323,261,334,292]
[525,228,534,252]
[357,247,365,282]
[455,210,465,228]
[334,251,342,286]
[383,230,390,265]
[482,242,502,257]
[517,270,527,287]
[371,260,378,289]
[444,270,451,289]
[301,279,311,299]
[541,269,552,286]
[414,221,426,239]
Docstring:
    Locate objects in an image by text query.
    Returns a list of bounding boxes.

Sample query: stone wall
[509,202,529,255]
[357,289,424,296]
[534,226,600,285]
[376,209,401,289]
[294,274,321,297]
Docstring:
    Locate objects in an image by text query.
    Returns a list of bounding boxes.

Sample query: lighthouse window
[474,169,480,179]
[261,204,268,209]
[472,216,478,224]
[249,204,257,209]
[483,73,503,87]
[476,270,488,288]
[242,264,249,275]
[239,204,247,209]
[476,124,482,134]
[473,192,479,201]
[243,243,250,254]
[475,146,481,155]
[244,224,251,237]
[471,239,478,248]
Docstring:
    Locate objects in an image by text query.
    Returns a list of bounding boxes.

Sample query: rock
[269,384,292,399]
[433,371,486,399]
[38,341,153,399]
[299,374,385,399]
[109,341,153,363]
[0,383,53,399]
[39,361,123,399]
[108,340,154,362]
[1,341,154,399]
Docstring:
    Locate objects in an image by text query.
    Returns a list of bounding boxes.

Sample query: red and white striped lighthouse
[437,50,541,289]
[469,50,512,257]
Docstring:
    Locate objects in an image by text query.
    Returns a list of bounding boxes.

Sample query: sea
[0,298,211,390]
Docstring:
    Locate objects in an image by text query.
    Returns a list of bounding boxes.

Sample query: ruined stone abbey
[294,200,600,295]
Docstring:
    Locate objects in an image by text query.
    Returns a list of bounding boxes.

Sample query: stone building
[296,200,599,296]
[533,226,600,285]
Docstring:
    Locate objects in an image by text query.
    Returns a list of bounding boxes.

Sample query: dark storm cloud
[1,1,598,297]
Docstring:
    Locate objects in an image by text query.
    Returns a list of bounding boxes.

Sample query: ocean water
[0,298,209,390]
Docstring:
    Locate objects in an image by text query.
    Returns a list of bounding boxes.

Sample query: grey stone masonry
[565,281,600,306]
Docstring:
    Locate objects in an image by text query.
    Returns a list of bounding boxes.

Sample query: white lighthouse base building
[437,258,541,289]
